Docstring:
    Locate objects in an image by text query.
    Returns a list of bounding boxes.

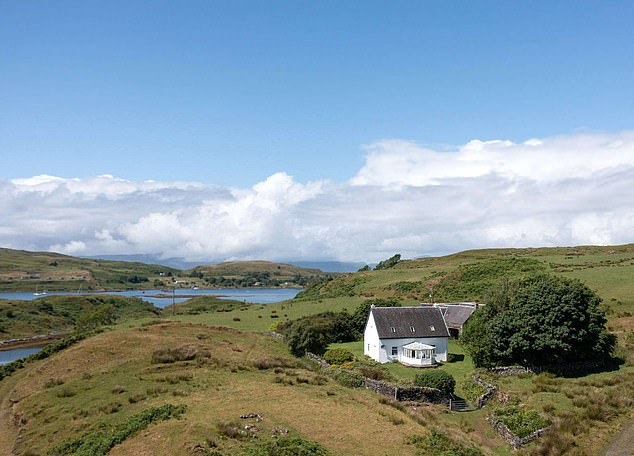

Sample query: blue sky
[2,1,632,185]
[1,2,633,262]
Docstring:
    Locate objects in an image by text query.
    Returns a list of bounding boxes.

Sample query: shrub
[244,436,330,455]
[328,368,364,388]
[252,357,298,370]
[406,430,483,456]
[414,370,456,394]
[459,379,486,403]
[278,311,358,356]
[48,404,186,456]
[322,348,355,365]
[56,386,76,398]
[151,346,201,364]
[216,421,250,440]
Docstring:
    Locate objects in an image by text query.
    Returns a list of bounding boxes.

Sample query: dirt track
[604,418,634,456]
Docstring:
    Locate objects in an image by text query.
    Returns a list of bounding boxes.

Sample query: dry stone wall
[487,414,549,449]
[364,378,449,404]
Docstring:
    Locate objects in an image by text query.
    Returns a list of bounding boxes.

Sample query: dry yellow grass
[3,322,506,456]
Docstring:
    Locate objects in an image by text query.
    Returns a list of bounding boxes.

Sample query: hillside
[0,248,179,292]
[1,244,633,455]
[188,260,331,287]
[0,295,161,340]
[296,244,634,335]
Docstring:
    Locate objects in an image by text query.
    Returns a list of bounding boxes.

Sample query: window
[410,326,415,332]
[430,325,435,331]
[390,327,396,333]
[367,344,370,351]
[391,347,398,356]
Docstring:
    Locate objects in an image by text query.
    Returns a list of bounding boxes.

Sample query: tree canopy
[374,254,401,270]
[461,275,616,368]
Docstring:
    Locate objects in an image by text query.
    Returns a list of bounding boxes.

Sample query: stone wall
[487,414,549,449]
[488,366,533,376]
[472,375,497,408]
[305,352,330,369]
[364,378,449,404]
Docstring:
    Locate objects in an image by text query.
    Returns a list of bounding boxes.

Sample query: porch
[398,342,437,367]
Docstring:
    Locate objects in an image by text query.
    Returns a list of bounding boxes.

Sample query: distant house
[432,303,477,337]
[364,306,449,367]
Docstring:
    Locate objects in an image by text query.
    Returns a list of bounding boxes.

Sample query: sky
[1,1,633,263]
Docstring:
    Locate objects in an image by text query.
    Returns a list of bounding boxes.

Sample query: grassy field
[0,322,498,456]
[1,244,634,455]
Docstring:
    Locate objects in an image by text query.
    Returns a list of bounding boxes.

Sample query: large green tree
[462,275,616,367]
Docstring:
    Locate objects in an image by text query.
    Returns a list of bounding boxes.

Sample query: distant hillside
[296,244,634,315]
[189,260,331,287]
[0,248,179,292]
[85,254,201,270]
[0,294,160,340]
[287,260,367,273]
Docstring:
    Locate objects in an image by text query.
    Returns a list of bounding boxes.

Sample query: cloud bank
[2,131,634,262]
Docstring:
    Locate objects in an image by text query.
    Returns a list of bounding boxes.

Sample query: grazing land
[1,244,633,455]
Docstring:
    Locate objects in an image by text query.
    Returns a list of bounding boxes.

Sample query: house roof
[371,306,449,339]
[434,303,477,328]
[402,342,435,350]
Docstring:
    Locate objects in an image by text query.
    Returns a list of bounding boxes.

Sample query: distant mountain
[87,254,365,273]
[286,261,367,273]
[85,254,200,270]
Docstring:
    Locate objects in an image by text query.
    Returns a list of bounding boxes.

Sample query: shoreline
[0,333,67,351]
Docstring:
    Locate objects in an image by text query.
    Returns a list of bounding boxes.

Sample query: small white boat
[33,285,47,296]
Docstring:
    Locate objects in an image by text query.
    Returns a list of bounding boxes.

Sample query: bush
[323,348,355,365]
[244,436,330,455]
[151,346,202,364]
[48,404,186,456]
[407,430,483,456]
[328,368,364,388]
[414,370,455,394]
[278,312,357,356]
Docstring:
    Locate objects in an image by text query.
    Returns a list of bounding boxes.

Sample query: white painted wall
[363,312,382,361]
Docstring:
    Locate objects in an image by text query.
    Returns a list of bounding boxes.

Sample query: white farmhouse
[364,306,450,367]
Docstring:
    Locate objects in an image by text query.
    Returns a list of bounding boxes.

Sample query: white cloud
[1,131,634,263]
[351,131,634,187]
[49,240,88,255]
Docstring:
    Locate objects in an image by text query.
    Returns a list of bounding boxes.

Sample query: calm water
[0,347,42,365]
[0,287,301,308]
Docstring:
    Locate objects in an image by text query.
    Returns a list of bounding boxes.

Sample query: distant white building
[364,306,449,367]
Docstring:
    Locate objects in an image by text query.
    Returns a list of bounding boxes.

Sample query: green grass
[0,294,160,339]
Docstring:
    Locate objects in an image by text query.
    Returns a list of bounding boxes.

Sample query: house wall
[380,337,448,363]
[363,312,382,362]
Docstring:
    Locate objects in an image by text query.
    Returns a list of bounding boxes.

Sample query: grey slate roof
[436,304,476,328]
[371,306,449,339]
